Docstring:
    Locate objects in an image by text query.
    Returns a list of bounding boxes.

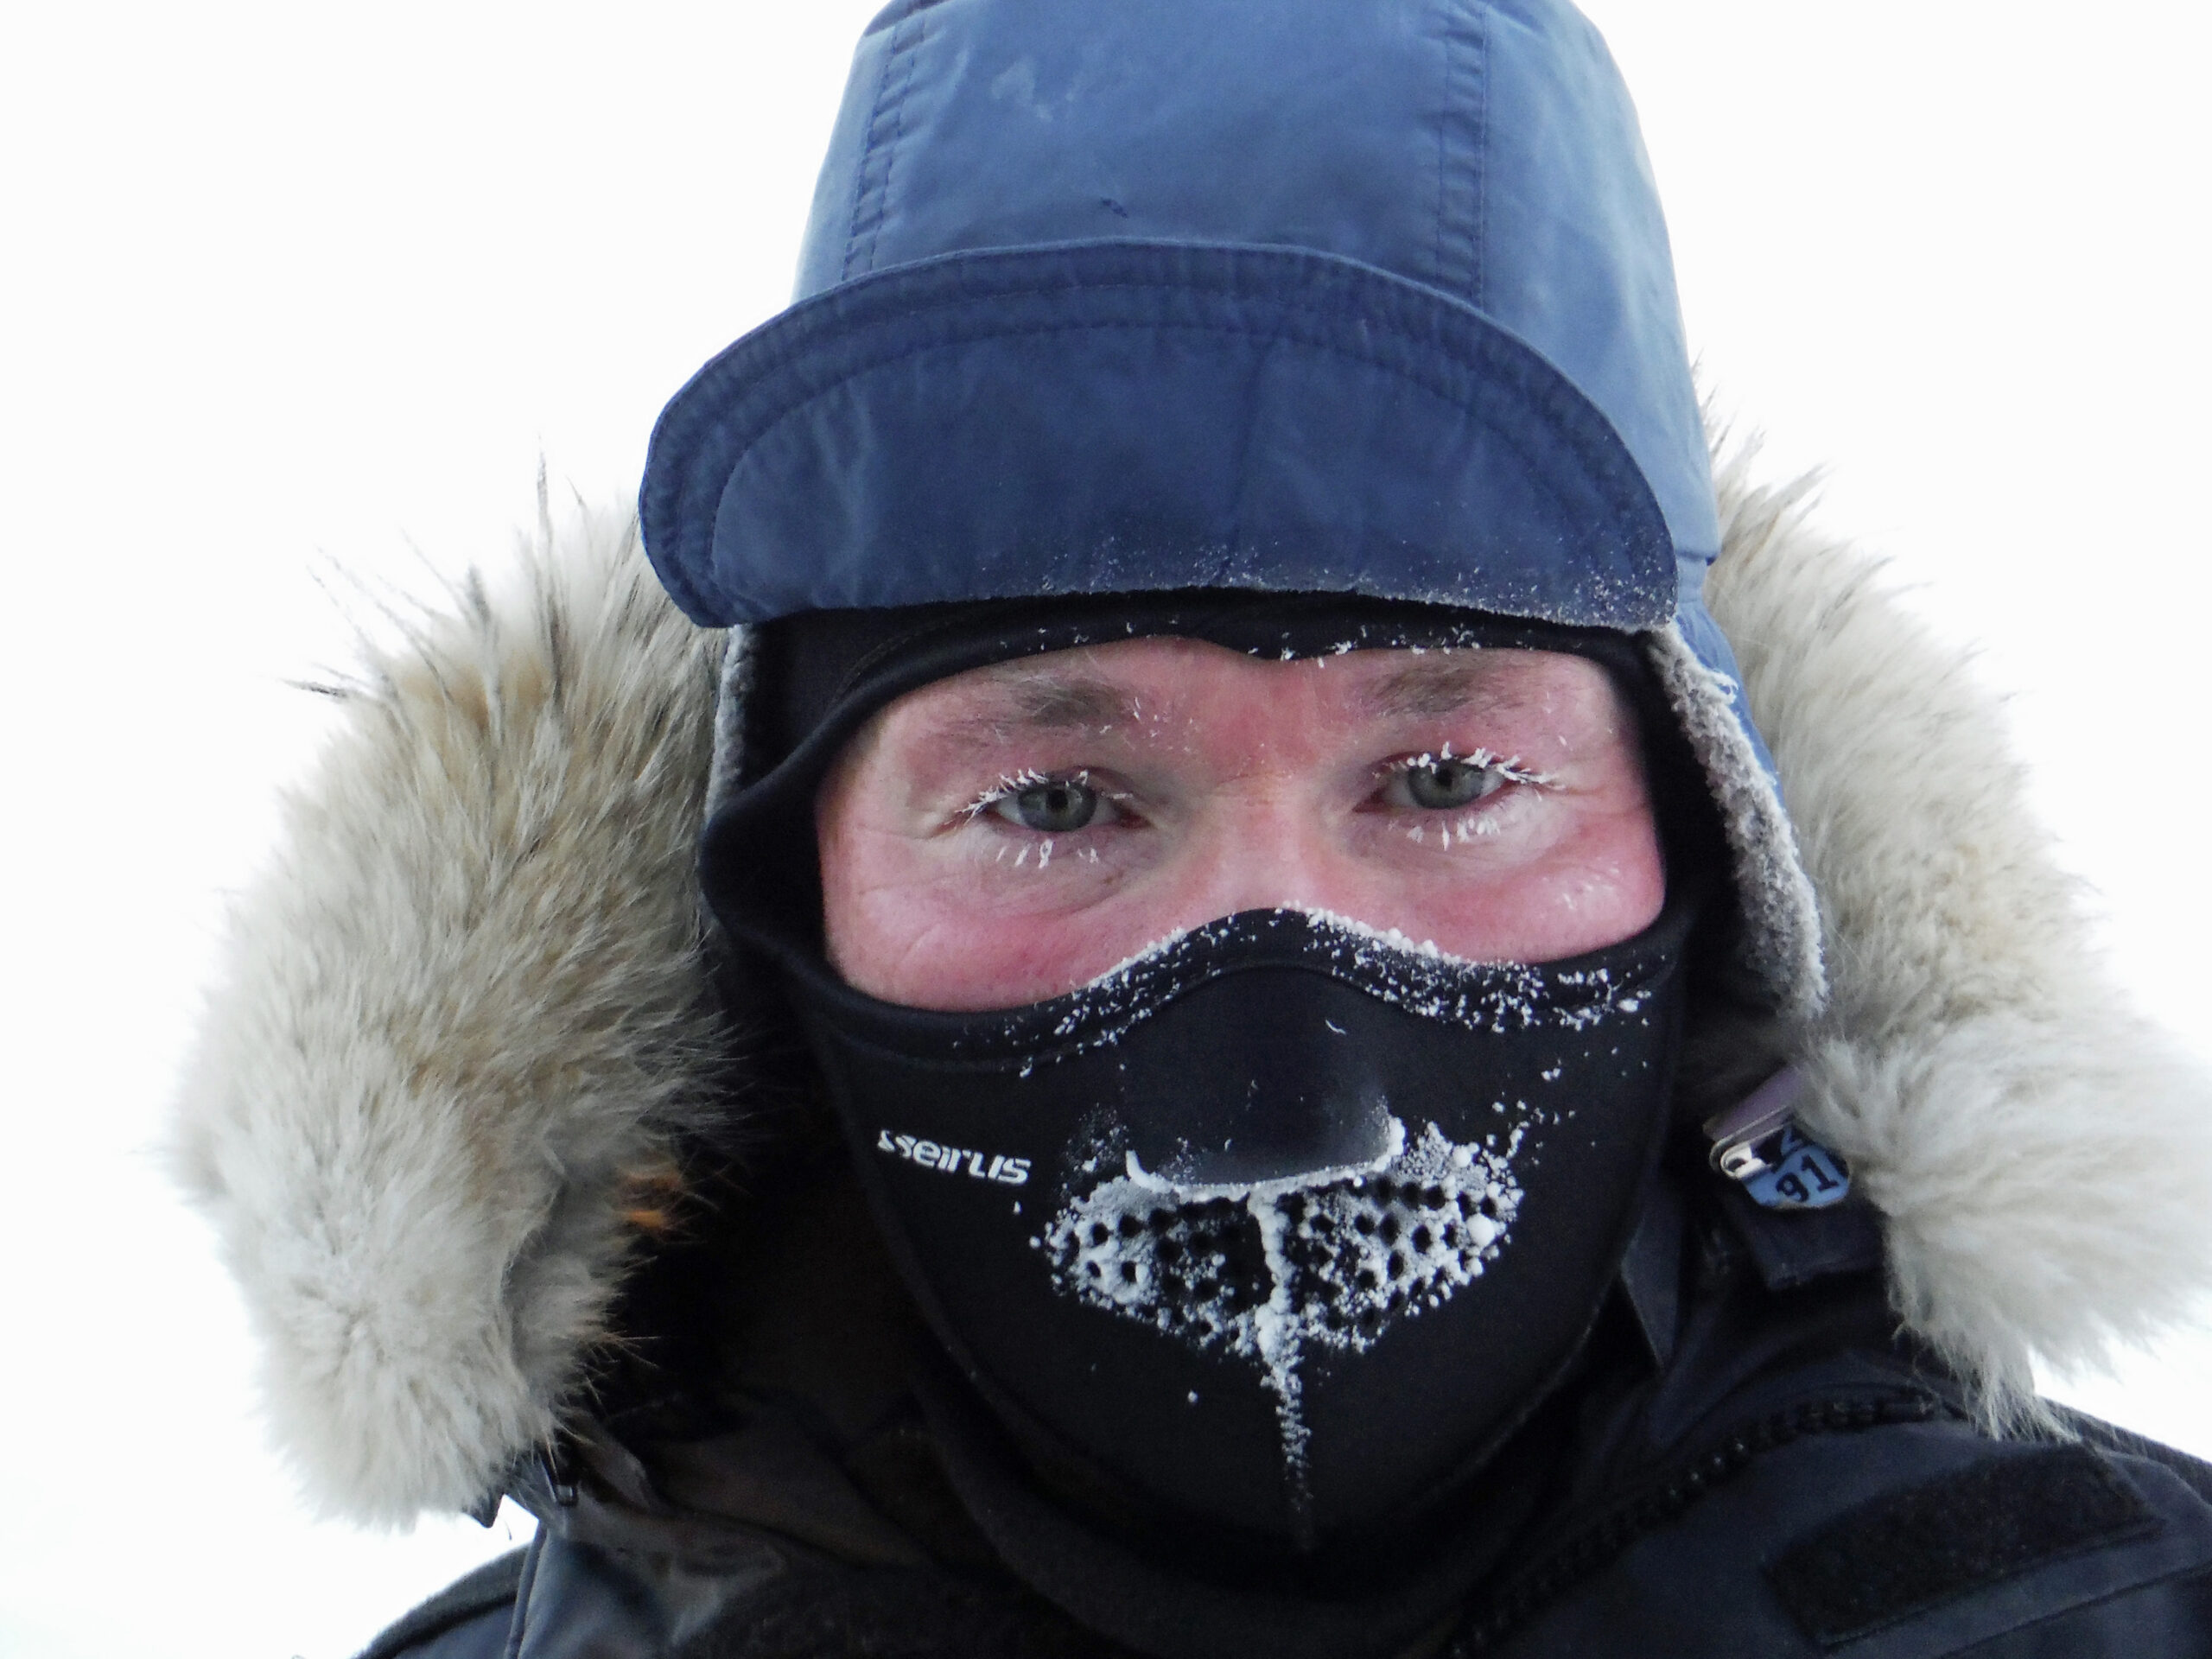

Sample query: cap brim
[642,239,1677,631]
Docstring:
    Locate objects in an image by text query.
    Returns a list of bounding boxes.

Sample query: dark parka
[359,1148,2212,1659]
[174,0,2212,1654]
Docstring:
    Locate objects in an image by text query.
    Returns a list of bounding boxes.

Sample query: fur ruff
[173,500,728,1523]
[1706,447,2212,1417]
[175,457,2212,1525]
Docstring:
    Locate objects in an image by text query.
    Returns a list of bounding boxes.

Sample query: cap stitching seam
[843,10,929,281]
[1434,0,1487,306]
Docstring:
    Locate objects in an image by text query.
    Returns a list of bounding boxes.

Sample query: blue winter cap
[642,0,1823,1014]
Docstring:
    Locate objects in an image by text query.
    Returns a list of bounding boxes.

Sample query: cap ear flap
[1643,620,1827,1024]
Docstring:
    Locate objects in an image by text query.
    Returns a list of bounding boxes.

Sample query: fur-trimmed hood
[174,455,2212,1528]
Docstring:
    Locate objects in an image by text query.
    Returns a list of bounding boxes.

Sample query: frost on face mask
[1040,1114,1525,1512]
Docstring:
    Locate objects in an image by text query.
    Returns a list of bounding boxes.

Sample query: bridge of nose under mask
[1103,956,1401,1188]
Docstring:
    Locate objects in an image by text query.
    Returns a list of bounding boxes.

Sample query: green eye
[1401,758,1503,810]
[998,779,1103,832]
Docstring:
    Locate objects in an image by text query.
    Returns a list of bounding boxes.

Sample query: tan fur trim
[1708,444,2212,1416]
[171,499,728,1522]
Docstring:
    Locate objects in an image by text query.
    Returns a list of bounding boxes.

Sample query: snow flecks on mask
[1291,906,1463,962]
[1010,911,1654,1062]
[1290,912,1645,1033]
[1042,1113,1526,1531]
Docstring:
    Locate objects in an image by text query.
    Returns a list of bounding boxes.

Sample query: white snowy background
[2,3,2206,1655]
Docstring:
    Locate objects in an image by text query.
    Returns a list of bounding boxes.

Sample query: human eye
[1377,747,1552,811]
[966,770,1126,834]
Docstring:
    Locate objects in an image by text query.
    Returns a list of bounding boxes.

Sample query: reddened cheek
[819,821,1158,1006]
[825,794,1665,1003]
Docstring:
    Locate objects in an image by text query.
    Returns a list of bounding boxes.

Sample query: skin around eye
[816,639,1664,1009]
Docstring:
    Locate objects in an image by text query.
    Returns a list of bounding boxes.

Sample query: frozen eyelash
[960,768,1131,828]
[1382,744,1557,789]
[960,767,1060,822]
[1407,814,1507,848]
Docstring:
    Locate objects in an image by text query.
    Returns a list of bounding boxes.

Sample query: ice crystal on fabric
[990,910,1651,1064]
[1042,1114,1524,1519]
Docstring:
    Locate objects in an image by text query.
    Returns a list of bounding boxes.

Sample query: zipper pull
[1702,1066,1852,1211]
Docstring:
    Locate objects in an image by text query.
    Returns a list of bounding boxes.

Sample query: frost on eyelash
[1407,816,1505,847]
[961,767,1059,822]
[1389,744,1556,790]
[964,768,1132,834]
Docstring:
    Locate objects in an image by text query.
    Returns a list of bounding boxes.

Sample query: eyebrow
[942,666,1143,739]
[1359,656,1533,720]
[931,651,1551,742]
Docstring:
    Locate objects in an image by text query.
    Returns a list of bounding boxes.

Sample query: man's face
[816,639,1664,1011]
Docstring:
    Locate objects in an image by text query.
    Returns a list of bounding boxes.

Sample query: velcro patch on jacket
[1765,1446,2158,1647]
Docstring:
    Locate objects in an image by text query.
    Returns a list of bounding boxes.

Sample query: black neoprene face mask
[745,898,1693,1553]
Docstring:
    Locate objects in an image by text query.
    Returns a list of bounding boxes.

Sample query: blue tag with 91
[1743,1125,1853,1211]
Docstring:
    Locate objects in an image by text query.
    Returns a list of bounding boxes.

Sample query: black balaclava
[702,592,1711,1567]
